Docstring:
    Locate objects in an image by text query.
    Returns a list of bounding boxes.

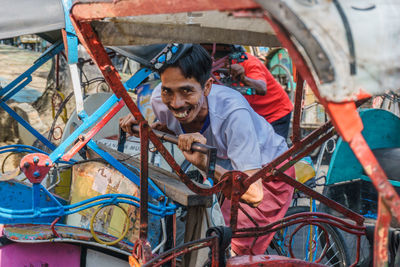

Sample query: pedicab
[1,0,400,266]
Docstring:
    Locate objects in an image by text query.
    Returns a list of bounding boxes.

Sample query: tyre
[267,206,350,267]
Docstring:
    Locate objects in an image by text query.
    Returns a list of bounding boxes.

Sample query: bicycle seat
[372,148,400,181]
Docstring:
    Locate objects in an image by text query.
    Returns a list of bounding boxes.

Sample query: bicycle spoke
[267,206,348,267]
[326,250,340,266]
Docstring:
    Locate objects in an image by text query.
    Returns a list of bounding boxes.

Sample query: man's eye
[182,89,191,94]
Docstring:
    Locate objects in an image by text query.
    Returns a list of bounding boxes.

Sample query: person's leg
[270,112,292,140]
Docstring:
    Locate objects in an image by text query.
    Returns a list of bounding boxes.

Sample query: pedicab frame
[0,0,398,266]
[66,0,400,266]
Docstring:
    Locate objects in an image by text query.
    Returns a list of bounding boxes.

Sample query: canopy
[1,0,400,102]
[0,0,64,42]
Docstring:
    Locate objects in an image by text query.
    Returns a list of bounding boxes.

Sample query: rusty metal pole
[374,197,390,267]
[291,72,304,144]
[139,122,149,241]
[230,172,242,232]
[139,121,152,262]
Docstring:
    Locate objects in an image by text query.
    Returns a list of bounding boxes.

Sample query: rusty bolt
[23,162,30,169]
[33,156,39,164]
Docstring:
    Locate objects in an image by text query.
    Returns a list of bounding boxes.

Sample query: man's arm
[230,64,267,95]
[177,132,263,207]
[215,165,263,207]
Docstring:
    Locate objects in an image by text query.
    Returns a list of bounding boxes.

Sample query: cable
[48,92,74,142]
[90,204,130,246]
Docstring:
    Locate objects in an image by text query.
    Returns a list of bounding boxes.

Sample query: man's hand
[119,114,138,136]
[230,64,245,81]
[178,133,208,171]
[150,121,175,135]
[228,63,267,95]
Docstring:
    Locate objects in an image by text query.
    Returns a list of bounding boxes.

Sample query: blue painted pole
[0,41,64,101]
[0,100,56,150]
[48,68,152,162]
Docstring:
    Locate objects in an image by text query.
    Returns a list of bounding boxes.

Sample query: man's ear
[203,78,213,96]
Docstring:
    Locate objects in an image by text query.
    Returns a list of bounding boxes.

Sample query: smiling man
[120,44,294,255]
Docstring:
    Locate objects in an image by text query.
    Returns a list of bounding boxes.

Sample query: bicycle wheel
[267,206,349,267]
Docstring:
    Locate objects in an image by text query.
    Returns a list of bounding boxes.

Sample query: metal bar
[71,0,260,21]
[230,172,241,231]
[2,76,32,102]
[56,54,60,89]
[62,100,125,161]
[139,122,149,241]
[142,236,216,267]
[60,67,151,161]
[354,235,361,266]
[147,128,222,194]
[211,235,219,267]
[131,125,217,180]
[234,211,366,233]
[233,215,365,238]
[0,41,64,99]
[131,125,215,156]
[273,171,365,225]
[0,100,56,151]
[242,120,333,189]
[39,184,63,208]
[69,63,85,114]
[291,72,304,144]
[278,129,335,173]
[172,213,177,267]
[32,184,41,211]
[49,94,119,161]
[374,197,390,267]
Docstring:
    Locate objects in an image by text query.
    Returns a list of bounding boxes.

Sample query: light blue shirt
[151,83,288,171]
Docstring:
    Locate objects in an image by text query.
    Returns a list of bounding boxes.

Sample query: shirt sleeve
[221,109,263,171]
[241,56,268,84]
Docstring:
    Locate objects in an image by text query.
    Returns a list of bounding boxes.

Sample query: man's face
[160,67,211,124]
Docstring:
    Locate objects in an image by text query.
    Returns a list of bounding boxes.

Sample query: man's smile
[170,106,193,120]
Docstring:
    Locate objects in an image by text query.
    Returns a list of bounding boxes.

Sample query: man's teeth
[174,110,189,118]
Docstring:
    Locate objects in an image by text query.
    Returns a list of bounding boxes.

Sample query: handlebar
[118,125,217,180]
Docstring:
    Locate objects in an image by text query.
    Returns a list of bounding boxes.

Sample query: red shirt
[240,53,293,123]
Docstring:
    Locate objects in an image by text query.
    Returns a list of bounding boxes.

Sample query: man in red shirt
[206,44,293,139]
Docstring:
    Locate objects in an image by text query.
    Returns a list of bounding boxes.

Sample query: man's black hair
[158,44,212,88]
